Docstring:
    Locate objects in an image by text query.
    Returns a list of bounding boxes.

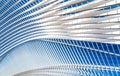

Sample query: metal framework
[0,0,120,76]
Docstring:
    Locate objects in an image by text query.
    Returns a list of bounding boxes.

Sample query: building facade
[0,0,120,76]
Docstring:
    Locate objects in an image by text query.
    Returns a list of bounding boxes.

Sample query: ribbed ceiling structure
[0,0,120,76]
[14,64,120,76]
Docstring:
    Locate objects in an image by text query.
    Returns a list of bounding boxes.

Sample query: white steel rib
[14,64,120,76]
